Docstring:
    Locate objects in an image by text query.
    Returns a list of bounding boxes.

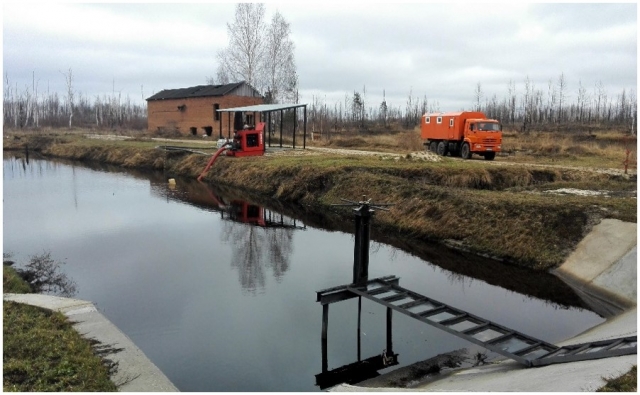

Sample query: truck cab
[462,119,502,160]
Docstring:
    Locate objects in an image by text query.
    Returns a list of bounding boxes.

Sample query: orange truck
[421,111,502,160]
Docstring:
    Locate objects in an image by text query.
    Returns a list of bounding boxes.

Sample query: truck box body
[421,111,502,160]
[421,111,485,141]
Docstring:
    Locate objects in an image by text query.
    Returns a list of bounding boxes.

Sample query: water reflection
[149,177,306,293]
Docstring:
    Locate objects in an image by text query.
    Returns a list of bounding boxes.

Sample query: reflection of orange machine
[197,122,266,181]
[228,201,266,226]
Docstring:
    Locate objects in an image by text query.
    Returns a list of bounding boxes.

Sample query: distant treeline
[3,72,636,135]
[3,72,147,131]
[308,76,637,137]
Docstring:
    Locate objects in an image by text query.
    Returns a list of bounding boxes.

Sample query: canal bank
[2,293,178,392]
[3,132,637,273]
[332,219,637,392]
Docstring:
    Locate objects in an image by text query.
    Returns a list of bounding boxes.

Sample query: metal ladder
[347,278,636,367]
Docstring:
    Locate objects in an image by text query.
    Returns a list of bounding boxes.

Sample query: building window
[203,126,213,136]
[425,117,430,124]
[449,119,454,127]
[190,127,197,136]
[437,116,442,124]
[214,104,220,121]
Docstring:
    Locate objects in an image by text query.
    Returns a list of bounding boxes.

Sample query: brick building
[146,81,263,137]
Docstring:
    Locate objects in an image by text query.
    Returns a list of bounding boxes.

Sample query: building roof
[216,103,307,113]
[146,81,257,101]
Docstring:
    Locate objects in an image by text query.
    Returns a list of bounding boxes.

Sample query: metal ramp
[346,277,636,367]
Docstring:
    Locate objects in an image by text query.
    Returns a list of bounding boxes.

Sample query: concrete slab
[3,293,178,392]
[554,219,636,284]
[553,220,637,317]
[592,246,637,303]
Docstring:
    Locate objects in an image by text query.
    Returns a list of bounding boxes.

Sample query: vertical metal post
[279,109,283,148]
[219,111,223,139]
[303,105,307,149]
[227,111,231,139]
[293,107,297,149]
[268,111,272,147]
[386,307,393,354]
[322,304,329,373]
[357,296,362,362]
[353,204,372,285]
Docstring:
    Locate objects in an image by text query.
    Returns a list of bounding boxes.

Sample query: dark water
[3,155,604,391]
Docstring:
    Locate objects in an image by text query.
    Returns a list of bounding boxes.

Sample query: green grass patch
[3,266,32,294]
[598,365,637,392]
[4,261,116,391]
[3,302,118,392]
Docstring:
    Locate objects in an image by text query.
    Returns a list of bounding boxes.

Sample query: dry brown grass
[307,129,424,152]
[501,130,637,169]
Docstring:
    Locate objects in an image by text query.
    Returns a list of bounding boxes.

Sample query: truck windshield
[477,122,501,132]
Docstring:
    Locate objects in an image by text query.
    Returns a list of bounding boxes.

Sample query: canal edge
[2,293,179,392]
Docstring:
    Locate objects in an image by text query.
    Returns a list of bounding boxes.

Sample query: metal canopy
[216,103,306,113]
[217,103,308,150]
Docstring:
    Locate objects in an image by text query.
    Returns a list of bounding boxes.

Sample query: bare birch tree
[216,3,267,91]
[474,82,483,111]
[215,5,297,102]
[62,68,74,128]
[557,72,567,123]
[264,10,296,103]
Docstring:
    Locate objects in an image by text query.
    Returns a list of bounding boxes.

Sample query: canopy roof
[217,103,306,112]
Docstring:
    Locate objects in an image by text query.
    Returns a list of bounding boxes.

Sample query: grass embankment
[4,129,637,270]
[3,266,117,391]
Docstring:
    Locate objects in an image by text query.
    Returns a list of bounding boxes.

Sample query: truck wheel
[460,143,471,159]
[429,141,437,152]
[436,141,447,156]
[484,152,496,161]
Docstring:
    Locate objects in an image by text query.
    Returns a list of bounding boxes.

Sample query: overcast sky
[3,2,637,112]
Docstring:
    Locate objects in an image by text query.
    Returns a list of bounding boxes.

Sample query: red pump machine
[197,122,266,181]
[227,122,265,157]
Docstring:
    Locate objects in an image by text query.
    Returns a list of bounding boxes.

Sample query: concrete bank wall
[3,293,178,392]
[553,219,637,317]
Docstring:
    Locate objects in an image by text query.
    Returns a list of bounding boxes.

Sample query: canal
[3,154,604,391]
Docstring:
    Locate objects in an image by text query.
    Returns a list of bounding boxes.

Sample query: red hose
[197,145,228,181]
